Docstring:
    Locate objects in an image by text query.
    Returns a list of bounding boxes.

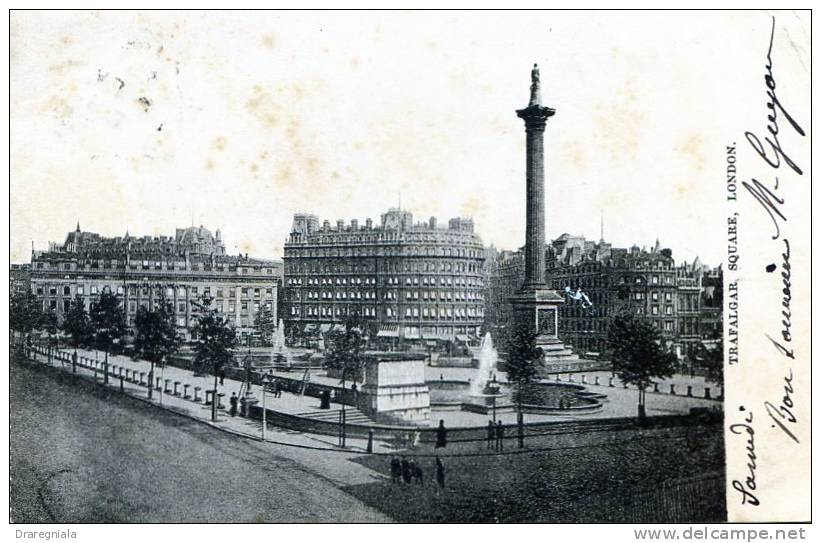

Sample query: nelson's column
[509,64,578,366]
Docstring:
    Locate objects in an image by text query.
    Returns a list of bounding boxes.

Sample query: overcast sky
[11,10,805,266]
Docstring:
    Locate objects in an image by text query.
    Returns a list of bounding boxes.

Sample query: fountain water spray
[471,332,499,396]
[271,319,290,367]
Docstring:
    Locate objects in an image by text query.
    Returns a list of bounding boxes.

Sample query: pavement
[41,345,721,430]
[36,347,401,464]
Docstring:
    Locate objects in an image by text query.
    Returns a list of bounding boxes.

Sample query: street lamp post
[212,363,219,422]
[261,374,273,440]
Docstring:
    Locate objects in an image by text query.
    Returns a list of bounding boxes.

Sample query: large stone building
[483,249,524,335]
[282,208,486,344]
[484,234,720,360]
[699,265,723,338]
[10,263,31,297]
[29,223,282,341]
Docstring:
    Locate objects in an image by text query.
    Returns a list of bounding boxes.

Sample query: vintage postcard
[6,8,811,533]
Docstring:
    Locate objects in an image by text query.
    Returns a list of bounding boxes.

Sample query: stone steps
[295,408,374,424]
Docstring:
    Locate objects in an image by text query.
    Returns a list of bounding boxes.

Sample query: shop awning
[320,323,332,332]
[455,334,470,343]
[331,324,346,332]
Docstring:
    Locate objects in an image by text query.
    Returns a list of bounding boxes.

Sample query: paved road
[9,356,389,523]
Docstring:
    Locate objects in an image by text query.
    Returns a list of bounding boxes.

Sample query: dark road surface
[9,357,388,523]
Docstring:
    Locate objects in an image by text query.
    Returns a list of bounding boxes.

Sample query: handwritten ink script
[732,14,806,510]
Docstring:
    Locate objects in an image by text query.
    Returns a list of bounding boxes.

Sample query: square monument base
[509,285,579,364]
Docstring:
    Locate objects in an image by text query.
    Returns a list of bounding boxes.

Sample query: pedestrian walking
[486,420,495,449]
[229,392,238,417]
[390,456,401,484]
[414,462,424,485]
[219,367,226,386]
[495,420,505,452]
[409,459,417,484]
[401,457,412,484]
[435,419,447,449]
[435,457,445,489]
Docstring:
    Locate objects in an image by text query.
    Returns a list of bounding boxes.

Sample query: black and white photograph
[6,8,811,532]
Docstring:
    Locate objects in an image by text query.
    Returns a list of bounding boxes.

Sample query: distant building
[484,234,720,359]
[283,208,486,344]
[29,223,282,341]
[700,265,723,339]
[10,263,31,296]
[483,248,524,336]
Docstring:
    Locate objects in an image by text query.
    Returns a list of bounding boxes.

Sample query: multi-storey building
[485,234,717,359]
[283,208,486,344]
[10,263,31,296]
[483,249,524,337]
[700,265,723,339]
[29,224,282,341]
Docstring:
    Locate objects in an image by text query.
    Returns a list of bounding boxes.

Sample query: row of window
[292,305,485,319]
[285,245,483,260]
[299,290,483,302]
[287,275,483,287]
[552,274,678,289]
[561,319,677,333]
[35,284,274,299]
[286,259,484,275]
[35,260,276,275]
[126,300,273,314]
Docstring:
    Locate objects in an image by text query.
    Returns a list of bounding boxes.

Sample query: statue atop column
[529,63,542,106]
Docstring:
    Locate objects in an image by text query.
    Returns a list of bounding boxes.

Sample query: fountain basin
[427,379,604,414]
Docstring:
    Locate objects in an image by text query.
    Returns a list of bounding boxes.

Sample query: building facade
[483,249,524,336]
[283,208,486,344]
[700,265,723,339]
[29,224,282,341]
[485,234,719,360]
[10,263,31,297]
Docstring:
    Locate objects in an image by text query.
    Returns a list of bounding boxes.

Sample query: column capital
[516,104,556,129]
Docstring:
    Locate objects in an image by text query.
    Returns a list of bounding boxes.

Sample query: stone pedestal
[509,286,578,368]
[360,357,430,423]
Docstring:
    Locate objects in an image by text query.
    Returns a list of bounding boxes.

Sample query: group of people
[390,456,446,488]
[227,379,284,417]
[268,379,283,398]
[486,420,506,451]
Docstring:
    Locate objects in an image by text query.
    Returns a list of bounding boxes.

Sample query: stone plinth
[360,357,430,424]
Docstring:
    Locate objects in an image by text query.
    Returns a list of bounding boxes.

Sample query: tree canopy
[10,290,45,340]
[61,295,93,350]
[325,314,365,385]
[607,312,677,392]
[191,295,238,377]
[253,305,276,345]
[133,298,180,367]
[505,319,542,384]
[89,291,127,355]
